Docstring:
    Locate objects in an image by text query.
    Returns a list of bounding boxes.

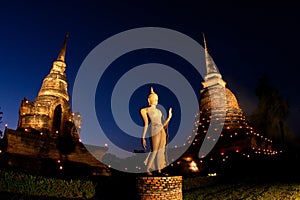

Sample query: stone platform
[136,176,182,200]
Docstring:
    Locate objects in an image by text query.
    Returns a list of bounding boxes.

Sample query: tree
[0,107,7,151]
[249,74,289,149]
[0,107,3,137]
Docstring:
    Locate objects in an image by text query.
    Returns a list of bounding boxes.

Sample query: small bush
[0,169,95,199]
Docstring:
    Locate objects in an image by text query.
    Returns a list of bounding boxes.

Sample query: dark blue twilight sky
[0,1,299,143]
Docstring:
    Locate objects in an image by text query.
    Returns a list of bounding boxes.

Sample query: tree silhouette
[0,107,7,152]
[249,74,289,149]
[0,107,3,137]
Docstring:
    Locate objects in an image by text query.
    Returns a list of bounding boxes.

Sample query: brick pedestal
[136,176,182,200]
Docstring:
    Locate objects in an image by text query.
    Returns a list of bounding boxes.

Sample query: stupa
[175,36,279,175]
[0,33,109,176]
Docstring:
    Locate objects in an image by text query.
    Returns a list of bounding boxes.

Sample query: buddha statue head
[148,87,158,106]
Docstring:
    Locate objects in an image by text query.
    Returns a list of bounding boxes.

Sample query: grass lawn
[183,181,300,200]
[2,168,300,200]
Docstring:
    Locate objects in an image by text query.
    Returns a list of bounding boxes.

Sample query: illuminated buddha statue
[140,87,172,175]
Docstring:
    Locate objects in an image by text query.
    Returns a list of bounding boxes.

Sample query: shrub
[0,169,95,199]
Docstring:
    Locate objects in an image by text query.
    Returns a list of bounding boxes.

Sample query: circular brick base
[136,176,182,200]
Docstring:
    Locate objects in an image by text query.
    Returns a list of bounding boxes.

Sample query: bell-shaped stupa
[175,35,279,175]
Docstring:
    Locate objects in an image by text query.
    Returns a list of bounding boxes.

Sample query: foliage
[0,169,95,199]
[0,107,3,135]
[249,74,290,147]
[0,110,2,124]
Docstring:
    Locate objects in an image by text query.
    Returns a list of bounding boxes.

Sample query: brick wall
[136,176,182,200]
[3,128,110,176]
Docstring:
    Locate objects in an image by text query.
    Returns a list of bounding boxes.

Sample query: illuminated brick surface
[136,176,182,200]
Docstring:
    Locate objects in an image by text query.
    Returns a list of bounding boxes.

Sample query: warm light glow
[189,161,199,172]
[59,166,63,170]
[104,143,108,147]
[184,157,192,161]
[208,173,217,176]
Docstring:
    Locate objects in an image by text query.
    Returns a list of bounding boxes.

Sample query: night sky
[1,1,299,145]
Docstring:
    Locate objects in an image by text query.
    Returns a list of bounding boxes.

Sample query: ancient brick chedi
[18,33,81,138]
[1,33,109,176]
[177,36,279,174]
[197,37,275,156]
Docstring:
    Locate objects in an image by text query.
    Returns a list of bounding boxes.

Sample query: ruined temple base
[136,176,182,200]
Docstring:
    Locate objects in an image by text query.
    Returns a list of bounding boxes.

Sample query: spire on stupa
[56,32,69,62]
[202,33,226,88]
[37,33,70,101]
